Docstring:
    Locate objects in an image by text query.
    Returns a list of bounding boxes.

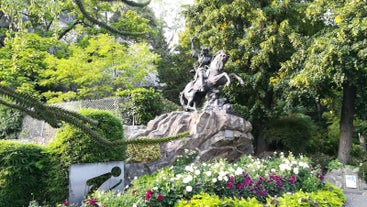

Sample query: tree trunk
[337,83,356,164]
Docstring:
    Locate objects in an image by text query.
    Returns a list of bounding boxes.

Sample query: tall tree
[280,0,367,163]
[181,0,323,153]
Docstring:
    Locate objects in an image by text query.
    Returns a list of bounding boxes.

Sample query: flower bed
[61,152,346,207]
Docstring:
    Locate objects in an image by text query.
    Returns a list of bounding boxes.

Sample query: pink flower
[157,194,164,201]
[63,200,69,206]
[317,173,324,180]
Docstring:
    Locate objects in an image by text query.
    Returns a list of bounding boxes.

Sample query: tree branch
[74,0,147,37]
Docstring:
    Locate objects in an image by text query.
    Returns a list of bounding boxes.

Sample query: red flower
[317,173,324,180]
[87,198,98,205]
[157,194,164,201]
[145,189,153,200]
[132,189,137,195]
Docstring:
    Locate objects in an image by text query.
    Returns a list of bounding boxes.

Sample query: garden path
[343,189,367,207]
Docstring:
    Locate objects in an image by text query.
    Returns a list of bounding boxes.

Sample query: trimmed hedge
[118,87,164,125]
[0,140,50,207]
[46,109,127,204]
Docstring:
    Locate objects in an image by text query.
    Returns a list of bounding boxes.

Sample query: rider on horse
[191,37,212,92]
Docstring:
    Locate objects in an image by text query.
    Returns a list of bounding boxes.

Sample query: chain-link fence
[18,97,126,145]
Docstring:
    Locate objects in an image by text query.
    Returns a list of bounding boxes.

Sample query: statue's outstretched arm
[191,36,199,58]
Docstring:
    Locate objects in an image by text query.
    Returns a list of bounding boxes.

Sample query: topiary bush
[0,140,50,207]
[117,87,164,125]
[45,109,127,204]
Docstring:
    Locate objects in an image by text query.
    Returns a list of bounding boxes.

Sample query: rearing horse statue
[179,50,244,111]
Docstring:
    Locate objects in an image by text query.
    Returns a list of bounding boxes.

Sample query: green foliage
[42,35,160,103]
[0,140,51,207]
[127,144,161,163]
[267,183,345,207]
[327,159,346,171]
[264,113,317,154]
[0,33,61,97]
[0,105,23,139]
[118,87,163,125]
[358,162,367,183]
[46,109,126,203]
[175,192,263,207]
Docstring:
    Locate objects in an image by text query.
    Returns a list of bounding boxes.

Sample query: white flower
[212,178,217,183]
[195,170,201,175]
[271,168,276,173]
[176,174,183,179]
[223,176,228,182]
[279,163,291,172]
[153,187,158,191]
[293,167,299,175]
[218,176,223,181]
[235,167,243,175]
[219,171,227,177]
[298,161,309,168]
[183,175,193,183]
[133,204,137,207]
[185,165,194,172]
[186,186,193,192]
[205,171,212,176]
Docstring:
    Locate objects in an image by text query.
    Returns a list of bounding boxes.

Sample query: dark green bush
[117,87,164,125]
[0,140,50,207]
[46,109,126,203]
[264,113,317,154]
[0,105,23,139]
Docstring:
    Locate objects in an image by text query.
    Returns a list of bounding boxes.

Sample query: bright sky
[149,0,194,48]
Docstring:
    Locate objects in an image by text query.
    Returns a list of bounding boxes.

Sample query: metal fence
[18,97,125,145]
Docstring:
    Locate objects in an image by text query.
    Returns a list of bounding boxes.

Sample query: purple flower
[229,176,235,183]
[226,182,234,189]
[289,175,297,184]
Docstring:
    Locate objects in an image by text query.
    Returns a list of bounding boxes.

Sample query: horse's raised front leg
[228,73,244,86]
[208,72,231,86]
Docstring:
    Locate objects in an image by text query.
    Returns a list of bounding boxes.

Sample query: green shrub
[268,182,345,207]
[0,105,23,139]
[264,113,317,154]
[117,87,164,125]
[358,162,367,183]
[46,109,127,204]
[0,140,50,207]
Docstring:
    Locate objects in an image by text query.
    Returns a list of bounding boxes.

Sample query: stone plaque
[69,161,124,205]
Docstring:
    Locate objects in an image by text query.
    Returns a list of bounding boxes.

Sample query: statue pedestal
[124,110,254,185]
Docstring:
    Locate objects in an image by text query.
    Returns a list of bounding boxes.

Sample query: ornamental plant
[116,152,325,206]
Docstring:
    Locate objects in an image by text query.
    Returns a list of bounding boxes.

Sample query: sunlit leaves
[40,34,159,103]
